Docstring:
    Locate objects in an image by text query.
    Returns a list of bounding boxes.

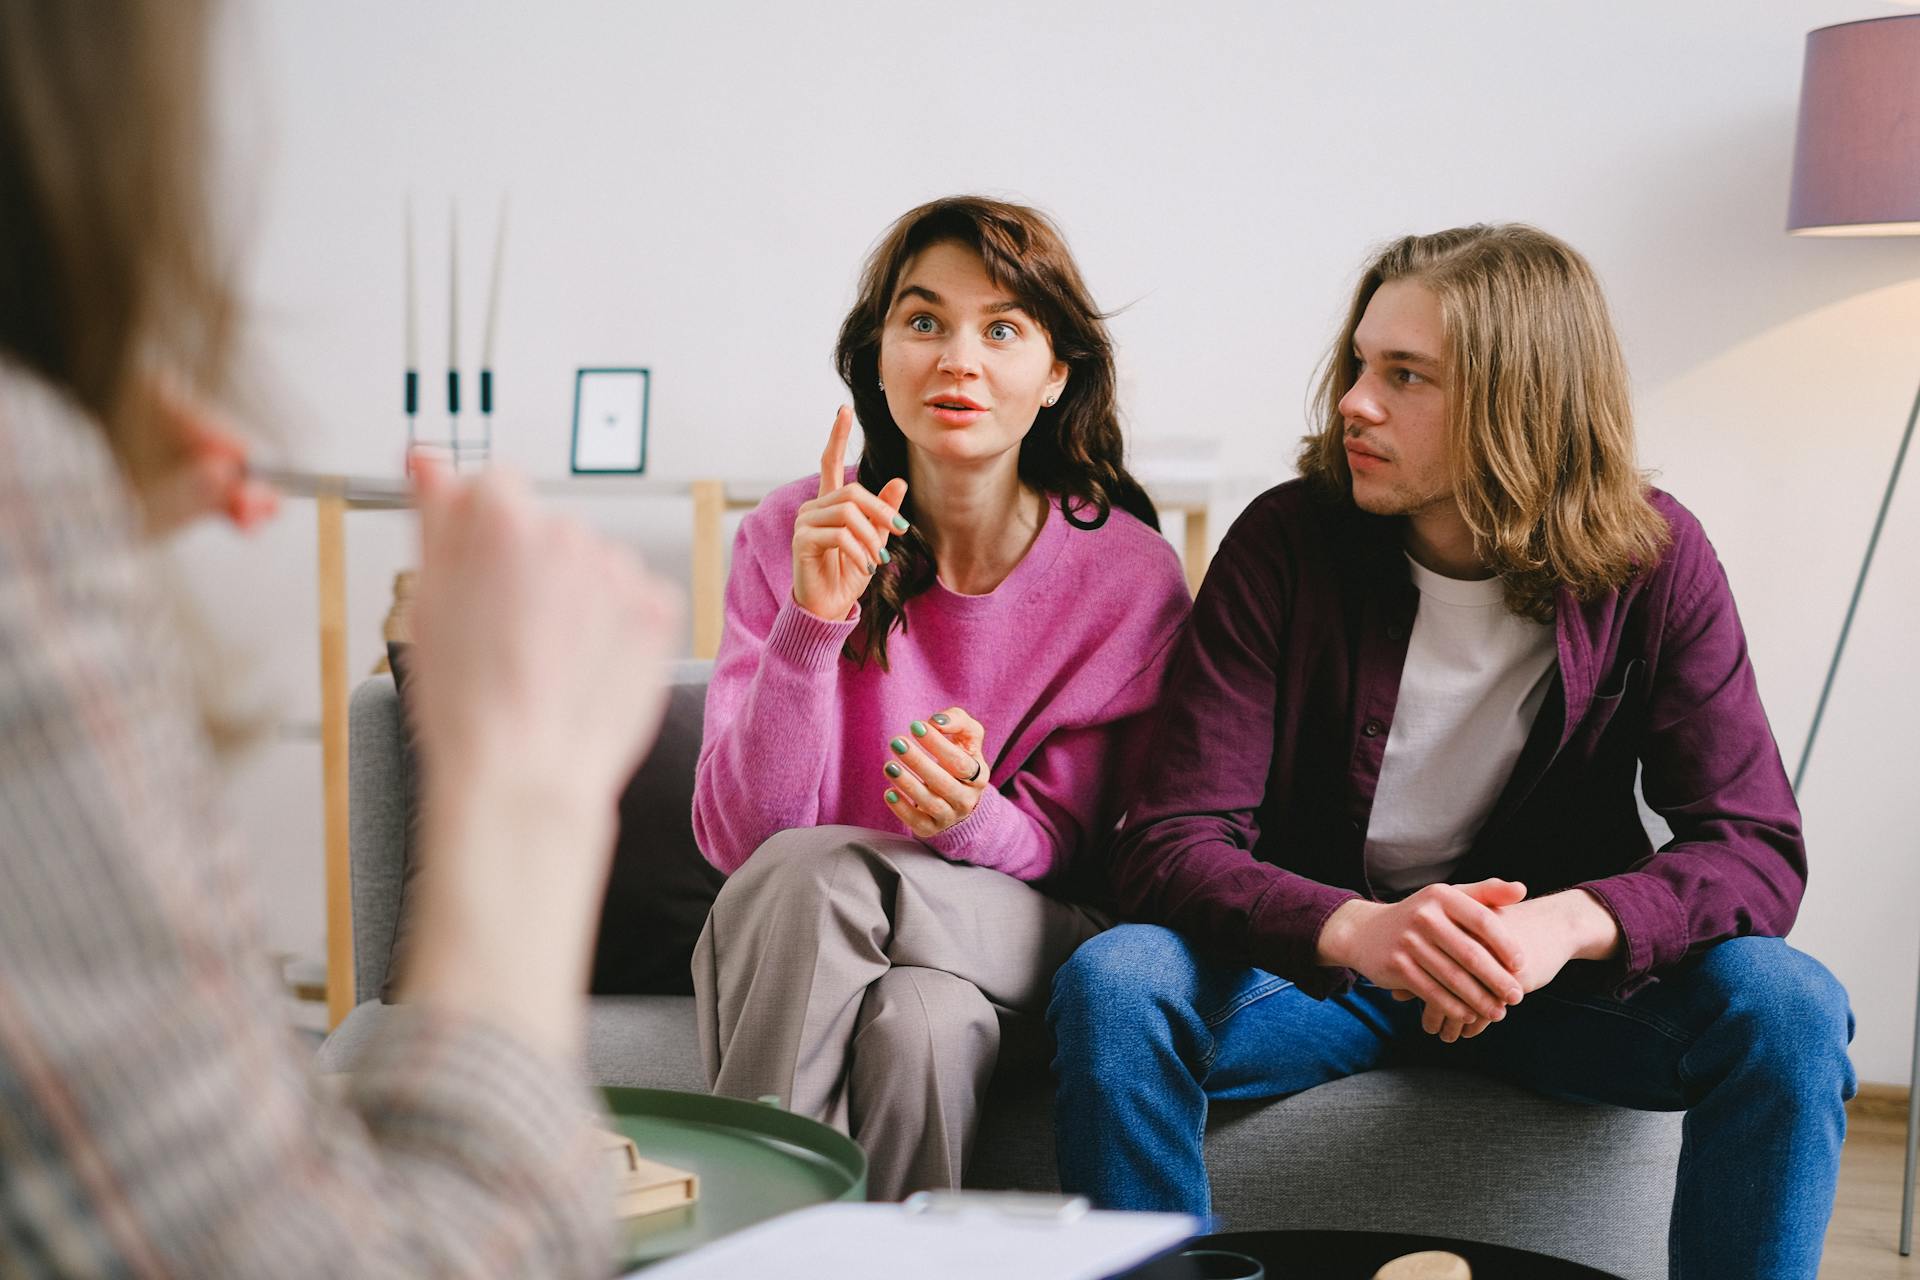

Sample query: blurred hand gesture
[407,455,681,810]
[399,455,684,1053]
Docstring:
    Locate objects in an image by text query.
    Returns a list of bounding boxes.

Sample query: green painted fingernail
[911,720,928,738]
[886,789,901,804]
[891,514,910,532]
[890,737,908,755]
[932,714,950,727]
[885,762,902,778]
[879,547,892,565]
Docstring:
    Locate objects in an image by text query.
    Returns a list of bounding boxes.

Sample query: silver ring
[964,757,983,785]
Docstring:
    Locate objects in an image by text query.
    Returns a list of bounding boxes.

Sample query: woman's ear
[1044,360,1069,407]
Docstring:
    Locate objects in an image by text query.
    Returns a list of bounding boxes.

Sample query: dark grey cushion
[592,680,726,996]
[377,650,722,1000]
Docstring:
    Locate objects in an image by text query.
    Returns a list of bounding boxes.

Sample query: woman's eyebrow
[893,284,942,308]
[890,284,1028,315]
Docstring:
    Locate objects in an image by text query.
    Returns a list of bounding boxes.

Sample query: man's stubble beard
[1351,476,1455,520]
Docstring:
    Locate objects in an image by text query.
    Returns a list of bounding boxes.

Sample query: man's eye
[986,321,1017,341]
[909,315,938,334]
[1396,368,1424,385]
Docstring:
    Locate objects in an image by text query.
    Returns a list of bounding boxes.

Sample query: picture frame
[570,367,650,474]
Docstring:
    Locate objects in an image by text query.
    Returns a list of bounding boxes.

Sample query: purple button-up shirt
[1107,479,1805,999]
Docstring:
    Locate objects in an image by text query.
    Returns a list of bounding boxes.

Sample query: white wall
[189,0,1920,1082]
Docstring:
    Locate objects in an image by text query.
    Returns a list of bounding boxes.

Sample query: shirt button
[1363,719,1383,737]
[1387,624,1406,641]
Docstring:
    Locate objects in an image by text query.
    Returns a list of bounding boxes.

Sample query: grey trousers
[691,826,1106,1201]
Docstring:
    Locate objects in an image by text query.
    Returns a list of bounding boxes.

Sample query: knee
[1050,925,1195,1032]
[716,825,874,908]
[1703,938,1854,1090]
[858,969,996,1059]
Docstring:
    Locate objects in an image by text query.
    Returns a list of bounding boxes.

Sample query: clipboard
[628,1196,1199,1280]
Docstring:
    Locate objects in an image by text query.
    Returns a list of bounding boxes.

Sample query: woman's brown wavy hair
[0,0,260,750]
[1297,223,1670,622]
[0,0,235,478]
[834,195,1158,669]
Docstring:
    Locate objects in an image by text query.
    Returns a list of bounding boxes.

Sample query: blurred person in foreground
[0,2,679,1274]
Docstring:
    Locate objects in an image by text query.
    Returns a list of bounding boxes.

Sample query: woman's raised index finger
[820,405,853,499]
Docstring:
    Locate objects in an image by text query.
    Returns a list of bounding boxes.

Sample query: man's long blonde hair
[1298,224,1670,622]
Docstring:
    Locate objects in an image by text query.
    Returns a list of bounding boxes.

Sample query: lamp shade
[1788,14,1920,236]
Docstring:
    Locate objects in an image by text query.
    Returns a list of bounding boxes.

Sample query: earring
[877,378,885,390]
[1044,394,1057,407]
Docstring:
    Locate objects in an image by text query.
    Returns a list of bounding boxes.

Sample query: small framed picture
[570,367,650,474]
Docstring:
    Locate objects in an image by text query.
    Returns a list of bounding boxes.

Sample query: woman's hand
[407,455,680,808]
[135,376,280,537]
[400,455,683,1055]
[882,707,993,839]
[791,405,909,622]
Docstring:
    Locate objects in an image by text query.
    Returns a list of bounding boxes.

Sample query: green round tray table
[602,1086,867,1269]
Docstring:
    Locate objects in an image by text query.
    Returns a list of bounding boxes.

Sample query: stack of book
[598,1130,698,1220]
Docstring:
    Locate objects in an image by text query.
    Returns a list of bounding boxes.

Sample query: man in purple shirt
[1049,225,1853,1279]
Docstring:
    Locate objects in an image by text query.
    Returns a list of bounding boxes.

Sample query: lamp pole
[1786,12,1920,1255]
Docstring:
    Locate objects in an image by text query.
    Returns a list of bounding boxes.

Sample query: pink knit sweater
[692,473,1191,884]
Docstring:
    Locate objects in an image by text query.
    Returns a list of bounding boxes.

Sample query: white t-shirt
[1363,555,1558,895]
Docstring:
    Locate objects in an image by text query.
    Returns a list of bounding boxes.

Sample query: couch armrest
[348,674,411,1004]
[348,659,717,1006]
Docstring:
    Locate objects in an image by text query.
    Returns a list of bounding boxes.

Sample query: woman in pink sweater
[691,196,1190,1200]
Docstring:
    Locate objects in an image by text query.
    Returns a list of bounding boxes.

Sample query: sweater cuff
[344,1004,615,1265]
[1248,876,1363,1000]
[1574,871,1689,998]
[765,597,858,672]
[923,786,1016,871]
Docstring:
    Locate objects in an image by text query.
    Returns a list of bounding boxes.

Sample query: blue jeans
[1049,925,1854,1280]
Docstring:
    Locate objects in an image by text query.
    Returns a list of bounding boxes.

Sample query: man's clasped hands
[1316,877,1625,1042]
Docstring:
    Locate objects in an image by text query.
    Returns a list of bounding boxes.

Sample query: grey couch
[318,665,1683,1280]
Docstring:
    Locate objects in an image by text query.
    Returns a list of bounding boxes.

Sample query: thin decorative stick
[479,194,508,461]
[404,197,418,453]
[448,199,461,462]
[481,194,506,375]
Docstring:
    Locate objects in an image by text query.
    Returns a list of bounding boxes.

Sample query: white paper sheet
[628,1202,1199,1280]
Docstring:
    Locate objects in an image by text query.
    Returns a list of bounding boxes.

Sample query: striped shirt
[0,362,614,1277]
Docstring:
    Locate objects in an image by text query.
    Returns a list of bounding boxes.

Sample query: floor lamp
[1786,12,1920,1256]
